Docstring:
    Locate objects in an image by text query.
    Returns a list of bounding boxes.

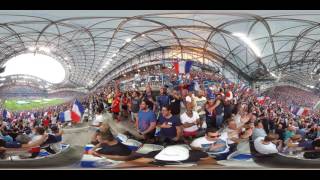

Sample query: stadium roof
[1,10,320,90]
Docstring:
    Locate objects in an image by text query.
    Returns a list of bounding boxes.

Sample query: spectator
[180,103,202,139]
[111,93,121,122]
[304,139,320,159]
[254,133,283,155]
[129,91,141,123]
[252,120,267,141]
[275,124,285,141]
[91,108,104,127]
[168,89,181,116]
[193,90,207,128]
[156,86,170,113]
[284,126,296,142]
[190,127,229,159]
[157,106,183,145]
[136,100,157,143]
[205,95,216,128]
[91,130,132,161]
[213,93,224,128]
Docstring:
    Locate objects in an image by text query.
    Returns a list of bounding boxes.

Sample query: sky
[1,53,66,84]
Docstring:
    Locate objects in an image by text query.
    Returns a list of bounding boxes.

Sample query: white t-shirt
[191,132,228,148]
[51,116,57,125]
[92,114,103,126]
[254,137,278,154]
[180,111,200,132]
[191,136,213,148]
[193,96,207,116]
[190,132,229,153]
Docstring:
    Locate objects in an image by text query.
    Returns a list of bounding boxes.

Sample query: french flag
[173,60,193,74]
[296,107,310,116]
[257,96,266,105]
[71,99,84,123]
[59,110,72,123]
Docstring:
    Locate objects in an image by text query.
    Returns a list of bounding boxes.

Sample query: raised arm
[22,134,48,148]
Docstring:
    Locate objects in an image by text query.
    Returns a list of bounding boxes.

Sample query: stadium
[1,10,320,169]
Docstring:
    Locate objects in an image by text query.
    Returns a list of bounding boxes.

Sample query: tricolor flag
[59,110,71,123]
[296,107,310,116]
[257,96,266,105]
[71,99,84,123]
[173,60,193,74]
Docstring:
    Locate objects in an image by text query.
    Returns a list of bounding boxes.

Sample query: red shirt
[122,97,128,105]
[43,118,50,127]
[112,97,121,113]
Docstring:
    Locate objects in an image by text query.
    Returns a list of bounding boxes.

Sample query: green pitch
[3,98,66,111]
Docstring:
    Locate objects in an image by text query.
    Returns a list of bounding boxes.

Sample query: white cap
[155,145,189,161]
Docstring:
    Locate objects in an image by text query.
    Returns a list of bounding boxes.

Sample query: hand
[92,151,101,157]
[172,137,179,141]
[138,130,145,135]
[161,123,172,128]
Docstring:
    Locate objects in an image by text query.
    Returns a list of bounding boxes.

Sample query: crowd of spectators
[2,66,320,162]
[263,86,320,108]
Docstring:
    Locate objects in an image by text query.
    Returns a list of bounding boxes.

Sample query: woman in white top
[180,103,201,138]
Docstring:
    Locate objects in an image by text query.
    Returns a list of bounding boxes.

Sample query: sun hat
[155,145,190,161]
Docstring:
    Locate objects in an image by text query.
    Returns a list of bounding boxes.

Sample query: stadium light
[307,85,315,89]
[233,33,261,57]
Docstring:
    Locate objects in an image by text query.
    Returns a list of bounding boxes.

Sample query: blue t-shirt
[188,81,195,92]
[157,95,170,110]
[138,110,156,132]
[158,115,182,139]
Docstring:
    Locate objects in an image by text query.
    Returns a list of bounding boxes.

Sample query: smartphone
[168,122,173,126]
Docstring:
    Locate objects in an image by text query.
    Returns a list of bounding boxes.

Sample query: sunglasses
[208,135,220,138]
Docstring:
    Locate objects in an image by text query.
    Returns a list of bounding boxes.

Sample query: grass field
[3,98,66,111]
